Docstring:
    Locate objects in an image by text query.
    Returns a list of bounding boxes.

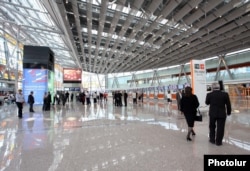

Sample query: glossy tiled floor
[0,97,249,171]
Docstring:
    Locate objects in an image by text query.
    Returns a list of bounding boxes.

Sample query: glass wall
[0,35,23,94]
[107,50,250,91]
[82,71,106,92]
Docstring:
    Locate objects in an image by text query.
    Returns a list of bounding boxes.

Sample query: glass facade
[107,50,250,91]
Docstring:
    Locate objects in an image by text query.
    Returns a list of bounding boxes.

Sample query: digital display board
[168,84,177,90]
[178,84,184,90]
[63,68,82,83]
[23,69,50,104]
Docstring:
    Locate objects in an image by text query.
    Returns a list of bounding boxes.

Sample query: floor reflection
[0,97,249,171]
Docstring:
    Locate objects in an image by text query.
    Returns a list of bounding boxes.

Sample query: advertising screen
[23,69,48,104]
[63,68,82,83]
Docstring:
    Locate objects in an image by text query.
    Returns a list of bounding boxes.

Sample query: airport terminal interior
[0,97,249,171]
[0,0,250,170]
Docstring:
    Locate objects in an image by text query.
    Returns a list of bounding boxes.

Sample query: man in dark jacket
[123,90,128,106]
[205,82,231,146]
[28,91,35,112]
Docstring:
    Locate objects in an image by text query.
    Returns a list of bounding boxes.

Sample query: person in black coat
[180,86,200,141]
[46,92,52,111]
[123,90,128,106]
[205,82,231,146]
[42,92,48,111]
[28,91,35,112]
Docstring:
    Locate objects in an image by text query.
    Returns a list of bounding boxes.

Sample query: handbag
[195,108,202,122]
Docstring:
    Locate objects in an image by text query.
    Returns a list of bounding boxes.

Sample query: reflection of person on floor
[205,82,231,146]
[27,113,34,132]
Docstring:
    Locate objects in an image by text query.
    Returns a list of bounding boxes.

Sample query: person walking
[132,91,137,104]
[65,91,69,102]
[180,86,200,141]
[176,89,182,111]
[124,90,128,106]
[117,91,122,106]
[205,82,231,146]
[28,91,35,112]
[70,93,74,102]
[15,89,25,118]
[46,92,52,110]
[85,91,91,105]
[167,90,172,104]
[93,92,97,104]
[61,92,67,106]
[80,91,86,105]
[42,92,48,111]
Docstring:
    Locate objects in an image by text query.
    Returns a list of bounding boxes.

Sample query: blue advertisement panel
[23,69,48,104]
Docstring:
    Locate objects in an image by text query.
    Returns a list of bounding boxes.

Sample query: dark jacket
[205,90,231,118]
[28,94,34,104]
[180,94,199,115]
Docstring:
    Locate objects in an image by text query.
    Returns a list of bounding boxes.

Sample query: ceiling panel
[0,0,249,74]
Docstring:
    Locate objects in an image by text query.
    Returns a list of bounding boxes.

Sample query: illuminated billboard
[23,69,54,104]
[63,68,82,83]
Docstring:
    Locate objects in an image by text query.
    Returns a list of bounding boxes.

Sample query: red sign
[63,68,82,81]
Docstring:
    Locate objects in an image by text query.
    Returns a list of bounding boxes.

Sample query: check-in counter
[157,93,164,100]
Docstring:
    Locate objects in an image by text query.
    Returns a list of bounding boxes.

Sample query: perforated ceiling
[1,0,250,74]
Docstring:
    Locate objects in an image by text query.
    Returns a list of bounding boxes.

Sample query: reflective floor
[0,97,249,171]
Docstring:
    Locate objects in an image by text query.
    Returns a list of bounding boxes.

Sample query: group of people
[52,91,73,106]
[178,82,231,146]
[78,91,108,105]
[14,83,232,146]
[15,90,46,118]
[16,90,80,118]
[112,91,143,107]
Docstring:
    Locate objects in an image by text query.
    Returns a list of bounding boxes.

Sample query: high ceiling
[1,0,250,74]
